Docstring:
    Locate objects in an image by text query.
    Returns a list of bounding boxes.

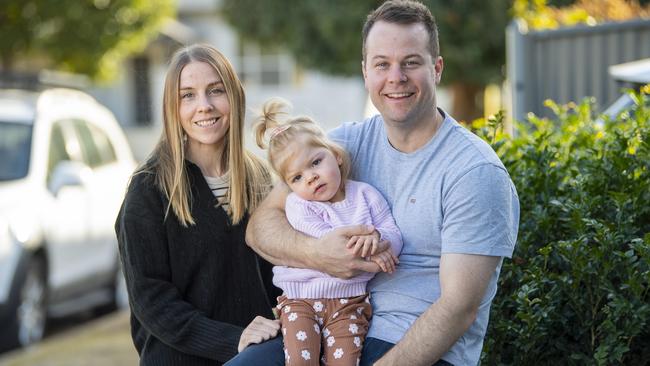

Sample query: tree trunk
[449,82,483,124]
[1,53,13,73]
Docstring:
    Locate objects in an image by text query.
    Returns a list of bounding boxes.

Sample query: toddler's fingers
[347,236,359,248]
[370,241,378,255]
[361,242,370,258]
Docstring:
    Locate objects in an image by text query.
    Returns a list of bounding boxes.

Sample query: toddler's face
[283,142,344,203]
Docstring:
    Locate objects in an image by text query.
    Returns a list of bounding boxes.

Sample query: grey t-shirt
[329,111,519,366]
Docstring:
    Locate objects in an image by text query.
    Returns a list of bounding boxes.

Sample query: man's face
[362,21,443,128]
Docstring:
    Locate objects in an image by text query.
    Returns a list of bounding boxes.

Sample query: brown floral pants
[277,294,372,366]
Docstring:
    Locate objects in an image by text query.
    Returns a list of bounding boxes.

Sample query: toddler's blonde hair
[253,98,350,183]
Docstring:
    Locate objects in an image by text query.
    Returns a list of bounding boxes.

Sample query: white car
[0,88,136,351]
[601,58,650,121]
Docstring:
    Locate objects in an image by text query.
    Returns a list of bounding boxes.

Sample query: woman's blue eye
[181,92,193,99]
[210,88,225,95]
[313,159,321,166]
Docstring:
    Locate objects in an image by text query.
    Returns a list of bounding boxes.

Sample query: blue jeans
[225,336,454,366]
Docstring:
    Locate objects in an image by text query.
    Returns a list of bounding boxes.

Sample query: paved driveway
[0,310,137,366]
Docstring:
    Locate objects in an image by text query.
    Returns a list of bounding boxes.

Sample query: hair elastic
[270,125,291,140]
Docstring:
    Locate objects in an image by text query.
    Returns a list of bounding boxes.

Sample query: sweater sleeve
[285,193,333,238]
[115,173,242,362]
[362,183,403,257]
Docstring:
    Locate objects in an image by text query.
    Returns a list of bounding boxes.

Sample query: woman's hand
[237,316,281,352]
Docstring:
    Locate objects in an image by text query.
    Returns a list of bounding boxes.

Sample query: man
[228,1,519,365]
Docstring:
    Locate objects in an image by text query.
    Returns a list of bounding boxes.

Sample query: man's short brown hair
[362,0,439,61]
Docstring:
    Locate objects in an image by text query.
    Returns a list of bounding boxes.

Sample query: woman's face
[178,61,230,151]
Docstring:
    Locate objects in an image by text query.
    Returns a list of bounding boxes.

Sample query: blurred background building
[88,0,379,160]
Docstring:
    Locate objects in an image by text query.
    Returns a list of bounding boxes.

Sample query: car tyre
[0,256,47,351]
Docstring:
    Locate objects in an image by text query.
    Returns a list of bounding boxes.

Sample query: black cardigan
[115,162,279,365]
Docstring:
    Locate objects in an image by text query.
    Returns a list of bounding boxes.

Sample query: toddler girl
[254,98,403,366]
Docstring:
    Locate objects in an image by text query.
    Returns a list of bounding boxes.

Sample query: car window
[0,121,32,181]
[47,122,72,182]
[72,120,101,168]
[72,120,117,168]
[88,123,117,165]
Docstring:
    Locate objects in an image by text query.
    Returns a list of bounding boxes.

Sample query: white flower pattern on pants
[301,350,311,360]
[327,336,336,347]
[296,331,307,341]
[277,295,371,365]
[313,301,324,312]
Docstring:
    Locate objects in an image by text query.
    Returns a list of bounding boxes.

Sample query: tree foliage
[222,0,373,78]
[0,0,174,80]
[515,0,650,30]
[222,0,511,86]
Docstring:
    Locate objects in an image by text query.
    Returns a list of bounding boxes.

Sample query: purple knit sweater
[273,180,403,299]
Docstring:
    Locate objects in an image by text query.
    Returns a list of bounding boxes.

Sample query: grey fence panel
[508,18,650,121]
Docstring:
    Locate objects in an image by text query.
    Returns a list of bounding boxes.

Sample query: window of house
[133,57,152,125]
[238,42,295,86]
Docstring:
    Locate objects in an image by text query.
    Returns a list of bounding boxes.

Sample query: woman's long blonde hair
[253,98,350,183]
[140,44,269,226]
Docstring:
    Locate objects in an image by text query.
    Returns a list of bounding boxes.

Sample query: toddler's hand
[368,249,398,273]
[346,231,380,257]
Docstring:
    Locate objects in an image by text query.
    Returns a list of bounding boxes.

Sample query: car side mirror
[48,161,91,197]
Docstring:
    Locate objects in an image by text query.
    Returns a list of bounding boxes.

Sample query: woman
[115,44,280,365]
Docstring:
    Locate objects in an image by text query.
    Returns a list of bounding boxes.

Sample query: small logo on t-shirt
[410,198,416,204]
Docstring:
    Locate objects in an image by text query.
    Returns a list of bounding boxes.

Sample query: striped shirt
[204,173,229,212]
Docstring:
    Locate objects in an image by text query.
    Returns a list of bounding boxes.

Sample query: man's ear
[361,60,367,81]
[434,56,444,84]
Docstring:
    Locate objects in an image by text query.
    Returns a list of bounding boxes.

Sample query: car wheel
[1,256,47,351]
[16,258,47,347]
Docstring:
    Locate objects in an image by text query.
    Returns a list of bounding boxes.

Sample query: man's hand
[237,316,280,353]
[310,225,384,278]
[347,230,381,257]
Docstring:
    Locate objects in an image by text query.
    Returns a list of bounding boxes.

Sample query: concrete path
[0,310,137,366]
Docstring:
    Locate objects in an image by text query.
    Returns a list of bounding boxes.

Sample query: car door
[44,120,93,294]
[69,120,120,283]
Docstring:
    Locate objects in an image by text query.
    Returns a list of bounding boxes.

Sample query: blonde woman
[115,44,280,365]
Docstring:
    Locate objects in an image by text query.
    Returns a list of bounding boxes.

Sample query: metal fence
[507,18,650,121]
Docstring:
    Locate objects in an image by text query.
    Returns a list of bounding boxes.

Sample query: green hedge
[476,91,650,365]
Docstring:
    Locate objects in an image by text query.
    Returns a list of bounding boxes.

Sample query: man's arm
[246,184,380,278]
[375,253,501,366]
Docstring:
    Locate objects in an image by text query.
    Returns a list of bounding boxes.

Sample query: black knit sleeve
[115,172,243,362]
